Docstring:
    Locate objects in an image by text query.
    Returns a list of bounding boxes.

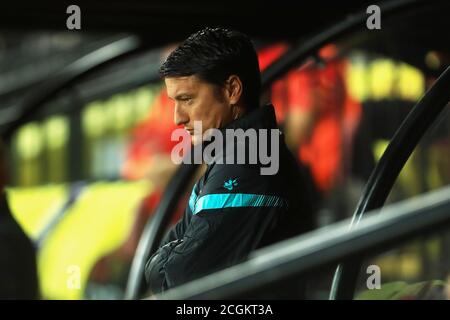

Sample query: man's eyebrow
[174,93,193,100]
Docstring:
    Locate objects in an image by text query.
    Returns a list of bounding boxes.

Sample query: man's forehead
[165,75,200,91]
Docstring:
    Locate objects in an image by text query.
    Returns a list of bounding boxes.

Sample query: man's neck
[232,103,247,121]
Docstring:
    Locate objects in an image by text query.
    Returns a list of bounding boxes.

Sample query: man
[0,140,39,299]
[145,27,316,296]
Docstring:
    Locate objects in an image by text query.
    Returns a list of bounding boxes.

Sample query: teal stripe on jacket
[193,193,288,215]
[188,185,198,213]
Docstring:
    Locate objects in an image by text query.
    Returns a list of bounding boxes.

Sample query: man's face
[165,75,235,145]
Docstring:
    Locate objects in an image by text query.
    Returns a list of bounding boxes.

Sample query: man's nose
[174,103,189,126]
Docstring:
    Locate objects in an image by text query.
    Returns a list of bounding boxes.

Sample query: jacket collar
[221,104,278,132]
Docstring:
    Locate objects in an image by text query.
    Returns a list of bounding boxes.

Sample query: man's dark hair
[160,27,261,110]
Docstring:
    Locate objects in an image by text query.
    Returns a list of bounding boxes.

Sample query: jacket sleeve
[144,203,192,292]
[144,163,288,294]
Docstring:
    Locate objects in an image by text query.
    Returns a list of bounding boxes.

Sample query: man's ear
[225,75,243,105]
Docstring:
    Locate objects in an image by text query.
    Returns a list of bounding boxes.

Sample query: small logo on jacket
[223,178,238,191]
